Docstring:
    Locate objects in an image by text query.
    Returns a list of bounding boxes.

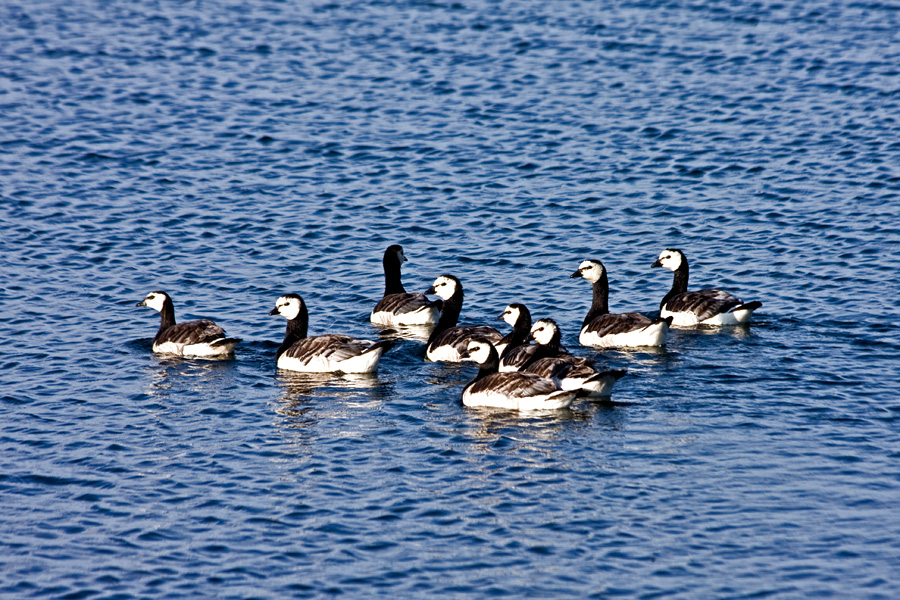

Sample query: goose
[496,303,554,372]
[571,259,671,347]
[651,249,762,326]
[495,303,532,357]
[137,291,241,357]
[270,294,393,373]
[460,339,576,410]
[370,244,442,326]
[523,319,627,397]
[424,275,502,362]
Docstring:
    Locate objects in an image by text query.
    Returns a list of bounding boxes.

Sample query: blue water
[2,0,900,597]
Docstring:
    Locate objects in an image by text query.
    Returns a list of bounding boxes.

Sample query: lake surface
[2,0,900,597]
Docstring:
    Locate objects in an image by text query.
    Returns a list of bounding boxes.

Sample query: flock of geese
[137,245,762,411]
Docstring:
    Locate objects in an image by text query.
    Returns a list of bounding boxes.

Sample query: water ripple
[2,0,900,598]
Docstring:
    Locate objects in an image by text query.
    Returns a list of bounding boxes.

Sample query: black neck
[156,296,176,336]
[662,262,690,309]
[277,307,309,359]
[427,287,463,345]
[501,309,533,358]
[474,346,500,381]
[540,328,564,353]
[582,271,610,330]
[383,253,406,296]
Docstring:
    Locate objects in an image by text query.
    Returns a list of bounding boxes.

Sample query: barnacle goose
[523,319,627,398]
[651,249,762,327]
[270,294,393,373]
[495,303,554,372]
[460,339,576,410]
[370,244,442,326]
[137,291,241,357]
[424,275,502,362]
[495,303,532,357]
[571,259,671,347]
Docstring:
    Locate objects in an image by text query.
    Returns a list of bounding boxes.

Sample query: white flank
[277,346,385,374]
[575,376,617,397]
[462,388,576,411]
[579,320,669,347]
[153,340,235,357]
[370,305,439,326]
[662,305,757,327]
[426,344,463,362]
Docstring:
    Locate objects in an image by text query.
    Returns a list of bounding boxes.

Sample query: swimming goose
[523,319,627,397]
[571,259,671,347]
[460,339,576,410]
[137,291,241,357]
[370,244,442,326]
[495,303,532,357]
[424,275,502,362]
[496,303,554,372]
[271,294,393,373]
[651,249,762,326]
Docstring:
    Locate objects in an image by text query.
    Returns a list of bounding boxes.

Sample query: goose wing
[523,355,593,379]
[431,325,502,353]
[283,334,375,364]
[666,289,742,321]
[158,320,227,345]
[467,372,560,398]
[583,312,653,337]
[373,292,438,316]
[499,343,541,371]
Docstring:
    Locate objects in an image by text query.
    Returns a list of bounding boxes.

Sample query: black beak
[651,259,662,268]
[136,300,145,307]
[497,312,508,321]
[268,307,279,316]
[459,349,470,360]
[569,269,582,278]
[424,286,436,295]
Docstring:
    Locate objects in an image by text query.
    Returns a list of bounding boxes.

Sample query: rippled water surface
[2,0,900,598]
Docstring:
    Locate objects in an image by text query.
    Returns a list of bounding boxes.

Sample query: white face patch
[578,260,604,283]
[430,276,457,300]
[657,249,683,271]
[531,319,557,346]
[275,295,302,320]
[398,248,407,263]
[466,341,491,364]
[501,305,520,326]
[141,292,167,312]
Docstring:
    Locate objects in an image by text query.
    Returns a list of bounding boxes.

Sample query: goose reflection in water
[369,323,435,343]
[274,371,395,448]
[144,356,236,398]
[459,395,637,447]
[276,370,394,408]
